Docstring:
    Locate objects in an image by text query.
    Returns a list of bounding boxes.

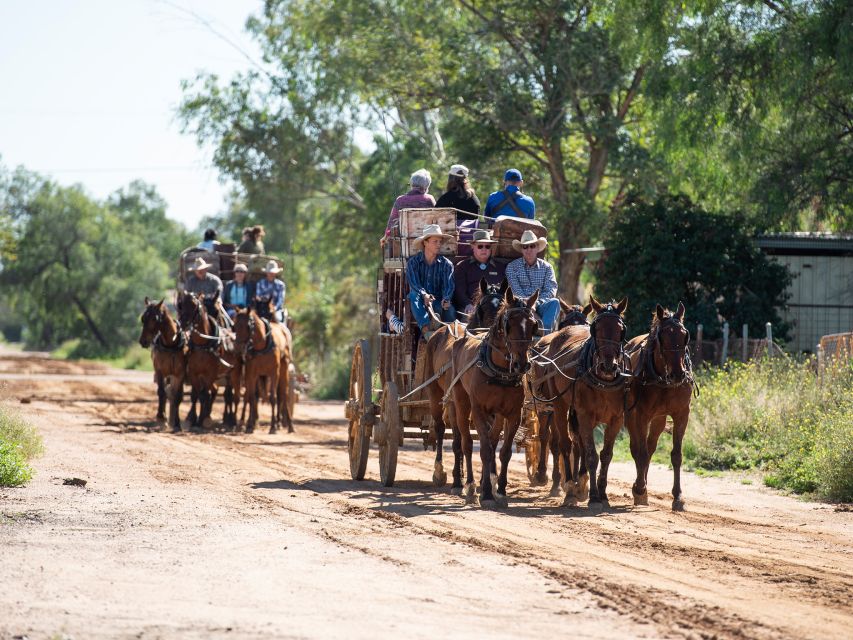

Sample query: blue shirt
[256,278,285,310]
[506,257,557,301]
[197,240,219,251]
[406,252,455,302]
[484,185,535,219]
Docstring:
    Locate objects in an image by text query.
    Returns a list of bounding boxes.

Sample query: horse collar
[247,317,276,356]
[477,338,527,387]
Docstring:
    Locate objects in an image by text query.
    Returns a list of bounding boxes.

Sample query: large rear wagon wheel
[346,340,372,481]
[378,381,400,487]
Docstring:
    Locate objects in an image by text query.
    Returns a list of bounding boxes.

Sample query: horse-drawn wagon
[345,208,547,487]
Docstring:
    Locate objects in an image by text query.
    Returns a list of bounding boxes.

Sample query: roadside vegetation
[614,357,853,502]
[0,402,43,487]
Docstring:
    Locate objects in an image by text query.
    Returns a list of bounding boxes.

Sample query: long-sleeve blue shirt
[484,185,535,219]
[406,252,455,302]
[255,278,285,310]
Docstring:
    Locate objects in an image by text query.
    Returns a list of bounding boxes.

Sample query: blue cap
[504,168,522,181]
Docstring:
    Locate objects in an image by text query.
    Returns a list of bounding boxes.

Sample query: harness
[475,302,536,387]
[633,316,699,395]
[153,330,185,353]
[244,315,276,357]
[491,189,526,217]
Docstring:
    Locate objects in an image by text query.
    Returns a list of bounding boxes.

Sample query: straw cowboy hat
[511,229,547,252]
[262,259,283,274]
[188,256,213,272]
[413,223,452,252]
[471,229,498,245]
[233,263,248,273]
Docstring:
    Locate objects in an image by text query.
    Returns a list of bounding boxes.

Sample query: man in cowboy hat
[452,229,506,316]
[255,259,287,322]
[505,229,559,332]
[223,263,256,319]
[406,223,456,337]
[184,255,228,325]
[484,168,535,220]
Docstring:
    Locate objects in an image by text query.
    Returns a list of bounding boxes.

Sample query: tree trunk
[71,295,109,348]
[557,229,586,304]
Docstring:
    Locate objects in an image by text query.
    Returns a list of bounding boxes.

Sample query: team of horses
[422,284,695,513]
[138,294,295,434]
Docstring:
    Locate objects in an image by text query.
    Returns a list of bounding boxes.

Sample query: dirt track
[1,351,851,639]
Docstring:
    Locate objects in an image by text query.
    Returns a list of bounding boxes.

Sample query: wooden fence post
[721,322,729,365]
[695,324,704,367]
[766,322,773,357]
[742,324,748,362]
[816,343,823,386]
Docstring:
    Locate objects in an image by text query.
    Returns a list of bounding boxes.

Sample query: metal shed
[756,233,853,353]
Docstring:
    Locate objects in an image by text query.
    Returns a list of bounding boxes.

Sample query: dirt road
[1,351,851,639]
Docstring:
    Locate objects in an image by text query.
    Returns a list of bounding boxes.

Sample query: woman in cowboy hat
[405,223,456,337]
[505,229,560,332]
[255,259,286,323]
[223,263,256,319]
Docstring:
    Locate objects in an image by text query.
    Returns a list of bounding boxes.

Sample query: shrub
[0,403,43,487]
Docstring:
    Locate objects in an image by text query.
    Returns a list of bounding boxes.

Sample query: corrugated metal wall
[772,254,853,352]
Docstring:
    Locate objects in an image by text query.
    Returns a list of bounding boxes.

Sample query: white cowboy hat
[413,223,452,252]
[262,259,283,274]
[233,263,248,273]
[511,229,547,252]
[188,256,213,272]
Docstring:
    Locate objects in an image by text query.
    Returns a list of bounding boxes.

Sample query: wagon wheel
[378,381,400,487]
[346,340,372,481]
[286,362,298,419]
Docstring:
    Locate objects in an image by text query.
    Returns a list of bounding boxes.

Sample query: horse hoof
[577,477,590,502]
[633,490,649,506]
[549,484,562,498]
[171,425,182,434]
[479,498,499,510]
[561,493,578,507]
[202,417,213,430]
[269,427,278,435]
[587,500,604,514]
[672,498,686,512]
[464,484,476,504]
[450,485,463,496]
[287,427,295,434]
[494,493,508,509]
[531,472,548,487]
[245,427,254,434]
[433,470,447,488]
[181,419,191,431]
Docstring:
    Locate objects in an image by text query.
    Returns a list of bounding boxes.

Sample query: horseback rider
[184,256,225,323]
[256,259,286,323]
[505,230,559,333]
[484,168,535,220]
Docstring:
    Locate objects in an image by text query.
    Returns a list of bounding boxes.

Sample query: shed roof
[756,232,853,256]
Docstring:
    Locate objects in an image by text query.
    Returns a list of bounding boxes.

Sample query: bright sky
[0,0,262,231]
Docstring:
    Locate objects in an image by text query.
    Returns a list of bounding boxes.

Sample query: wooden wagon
[345,208,546,487]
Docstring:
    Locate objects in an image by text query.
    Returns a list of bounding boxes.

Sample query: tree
[179,0,687,301]
[595,194,792,340]
[649,0,853,230]
[0,168,170,354]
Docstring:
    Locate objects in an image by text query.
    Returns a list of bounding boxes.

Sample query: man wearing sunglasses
[452,229,507,316]
[506,229,559,333]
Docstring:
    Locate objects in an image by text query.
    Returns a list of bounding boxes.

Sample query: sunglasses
[474,244,492,250]
[522,244,538,250]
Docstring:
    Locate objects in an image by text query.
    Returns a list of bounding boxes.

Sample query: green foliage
[650,0,853,229]
[596,194,791,339]
[0,403,43,487]
[0,166,172,355]
[688,358,853,501]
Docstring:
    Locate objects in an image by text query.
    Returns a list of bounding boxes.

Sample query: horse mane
[471,282,500,306]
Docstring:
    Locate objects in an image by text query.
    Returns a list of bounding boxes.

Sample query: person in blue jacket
[223,263,256,318]
[484,168,535,220]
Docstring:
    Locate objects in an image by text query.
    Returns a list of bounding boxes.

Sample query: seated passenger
[435,164,480,221]
[484,169,535,220]
[197,228,220,252]
[452,229,506,316]
[238,225,266,255]
[406,224,456,338]
[255,260,286,323]
[223,263,256,319]
[380,169,435,247]
[184,256,225,323]
[505,230,559,333]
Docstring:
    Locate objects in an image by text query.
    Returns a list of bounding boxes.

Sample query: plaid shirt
[506,257,556,301]
[406,252,454,302]
[255,277,286,310]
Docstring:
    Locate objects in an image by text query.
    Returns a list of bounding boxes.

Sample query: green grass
[0,403,43,487]
[52,340,153,371]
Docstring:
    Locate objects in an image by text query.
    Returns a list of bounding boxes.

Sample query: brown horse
[534,297,630,511]
[422,278,506,490]
[139,297,186,431]
[177,292,231,430]
[449,288,539,507]
[233,305,294,434]
[625,303,694,510]
[529,302,592,494]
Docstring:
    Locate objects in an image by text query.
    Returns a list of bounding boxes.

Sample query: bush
[0,403,43,487]
[686,358,853,502]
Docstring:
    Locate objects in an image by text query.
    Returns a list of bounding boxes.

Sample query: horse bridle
[142,304,182,350]
[582,306,631,387]
[479,300,537,382]
[558,309,589,329]
[642,316,694,387]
